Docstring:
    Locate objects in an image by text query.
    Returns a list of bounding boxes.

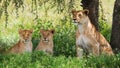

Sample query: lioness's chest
[76,34,90,49]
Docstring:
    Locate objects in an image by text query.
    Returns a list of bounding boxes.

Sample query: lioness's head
[19,29,33,43]
[71,9,89,24]
[40,29,55,43]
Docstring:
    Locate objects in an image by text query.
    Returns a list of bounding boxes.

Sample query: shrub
[0,52,120,68]
[32,18,76,57]
[99,19,111,42]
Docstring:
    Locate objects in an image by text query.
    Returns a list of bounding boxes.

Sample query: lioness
[71,9,113,57]
[7,29,33,54]
[35,29,55,55]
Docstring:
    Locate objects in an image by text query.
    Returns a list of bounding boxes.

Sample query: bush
[0,51,120,68]
[32,18,76,57]
[0,17,118,68]
[99,19,111,42]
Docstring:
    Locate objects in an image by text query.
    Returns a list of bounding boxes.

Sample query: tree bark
[81,0,99,31]
[110,0,120,53]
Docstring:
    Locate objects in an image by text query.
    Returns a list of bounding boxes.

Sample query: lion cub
[71,9,113,57]
[35,29,55,55]
[7,29,33,54]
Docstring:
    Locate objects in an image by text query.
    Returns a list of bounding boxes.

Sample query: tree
[81,0,99,30]
[110,0,120,53]
[0,0,76,28]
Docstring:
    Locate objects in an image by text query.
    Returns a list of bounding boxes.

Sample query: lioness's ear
[50,29,55,34]
[71,9,76,14]
[83,9,89,15]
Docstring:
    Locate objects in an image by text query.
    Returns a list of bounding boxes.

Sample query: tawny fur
[71,9,113,57]
[7,29,33,54]
[35,29,55,55]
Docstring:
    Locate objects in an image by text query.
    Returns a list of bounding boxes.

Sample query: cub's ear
[71,9,76,14]
[40,29,44,33]
[50,29,55,34]
[19,29,22,34]
[83,9,89,15]
[29,29,33,33]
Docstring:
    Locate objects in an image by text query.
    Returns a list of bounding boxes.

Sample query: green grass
[0,19,116,68]
[0,51,120,68]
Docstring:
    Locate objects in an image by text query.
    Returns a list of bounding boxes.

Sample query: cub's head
[40,29,55,43]
[19,29,33,43]
[71,9,89,24]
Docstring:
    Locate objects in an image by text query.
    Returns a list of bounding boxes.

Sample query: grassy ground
[0,51,120,68]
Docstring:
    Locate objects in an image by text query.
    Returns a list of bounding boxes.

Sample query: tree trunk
[110,0,120,53]
[81,0,99,31]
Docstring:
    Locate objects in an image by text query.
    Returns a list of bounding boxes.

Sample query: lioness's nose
[44,38,47,40]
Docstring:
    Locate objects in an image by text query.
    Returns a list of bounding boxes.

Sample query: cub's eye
[78,14,82,17]
[47,33,50,36]
[22,34,25,37]
[27,34,29,36]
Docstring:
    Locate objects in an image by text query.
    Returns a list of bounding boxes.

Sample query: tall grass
[0,51,120,68]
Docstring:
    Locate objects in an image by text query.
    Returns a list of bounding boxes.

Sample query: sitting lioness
[35,29,55,55]
[7,29,33,54]
[71,9,114,57]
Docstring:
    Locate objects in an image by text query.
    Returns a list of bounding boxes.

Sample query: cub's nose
[44,38,47,40]
[25,39,28,41]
